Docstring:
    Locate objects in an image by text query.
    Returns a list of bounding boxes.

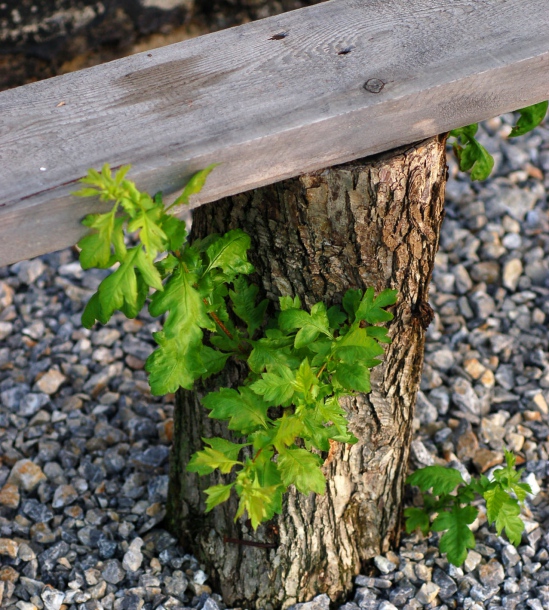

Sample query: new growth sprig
[450,100,548,181]
[75,165,397,528]
[405,451,534,566]
[187,286,397,527]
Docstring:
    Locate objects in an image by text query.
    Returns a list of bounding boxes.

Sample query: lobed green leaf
[432,505,478,566]
[149,265,214,337]
[171,164,218,207]
[202,387,271,434]
[205,230,254,277]
[204,484,234,512]
[146,328,205,395]
[277,447,325,495]
[250,365,295,405]
[406,466,464,496]
[404,507,431,535]
[354,287,397,325]
[509,101,548,138]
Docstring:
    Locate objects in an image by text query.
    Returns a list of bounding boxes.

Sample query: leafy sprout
[449,100,548,181]
[405,451,534,566]
[75,164,397,528]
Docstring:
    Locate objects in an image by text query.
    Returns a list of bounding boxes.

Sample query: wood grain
[1,0,548,266]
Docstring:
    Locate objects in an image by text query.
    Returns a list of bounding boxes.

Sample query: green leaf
[484,485,511,524]
[354,288,397,325]
[308,337,332,367]
[404,507,431,535]
[248,338,300,373]
[365,326,391,343]
[78,211,115,269]
[73,187,103,198]
[302,418,332,452]
[127,206,167,259]
[146,328,205,394]
[492,450,532,501]
[277,448,325,495]
[121,268,149,319]
[342,289,363,322]
[335,344,384,366]
[229,276,268,337]
[337,327,377,349]
[292,359,318,400]
[250,365,295,405]
[451,125,495,181]
[279,295,301,310]
[406,466,465,496]
[204,483,234,512]
[468,474,492,496]
[155,254,179,276]
[96,247,140,321]
[202,387,271,434]
[205,229,254,276]
[460,138,494,181]
[171,164,218,207]
[294,325,322,349]
[278,301,332,347]
[134,247,163,291]
[316,396,353,437]
[81,292,106,328]
[509,101,548,137]
[111,217,127,261]
[327,305,347,329]
[235,479,283,529]
[187,448,240,475]
[272,413,304,453]
[450,124,478,139]
[187,437,246,475]
[113,165,132,185]
[160,215,188,252]
[78,166,103,188]
[494,499,524,546]
[432,505,478,566]
[333,362,371,393]
[253,447,281,485]
[199,346,231,379]
[149,265,215,337]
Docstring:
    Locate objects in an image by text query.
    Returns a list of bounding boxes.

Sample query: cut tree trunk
[166,135,448,609]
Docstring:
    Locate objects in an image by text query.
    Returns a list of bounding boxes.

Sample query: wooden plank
[0,0,548,267]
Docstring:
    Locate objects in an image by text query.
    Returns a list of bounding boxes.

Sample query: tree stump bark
[166,135,448,609]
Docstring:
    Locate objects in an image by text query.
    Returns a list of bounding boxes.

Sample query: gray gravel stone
[122,537,144,572]
[478,559,505,587]
[101,559,126,585]
[415,581,440,605]
[21,499,54,523]
[41,586,65,610]
[452,378,482,415]
[19,393,50,417]
[13,260,46,285]
[374,555,397,574]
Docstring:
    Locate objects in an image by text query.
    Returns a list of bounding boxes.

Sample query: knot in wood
[363,79,385,93]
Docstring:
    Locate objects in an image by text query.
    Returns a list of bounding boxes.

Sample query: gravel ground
[1,114,549,610]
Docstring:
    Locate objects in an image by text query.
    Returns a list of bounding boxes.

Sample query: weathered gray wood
[1,0,548,266]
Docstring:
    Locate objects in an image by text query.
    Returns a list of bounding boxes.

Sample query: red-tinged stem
[207,305,235,341]
[252,447,263,464]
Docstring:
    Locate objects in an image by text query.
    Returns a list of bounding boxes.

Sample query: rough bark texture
[167,135,448,609]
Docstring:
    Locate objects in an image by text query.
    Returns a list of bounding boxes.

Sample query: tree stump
[166,135,448,608]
